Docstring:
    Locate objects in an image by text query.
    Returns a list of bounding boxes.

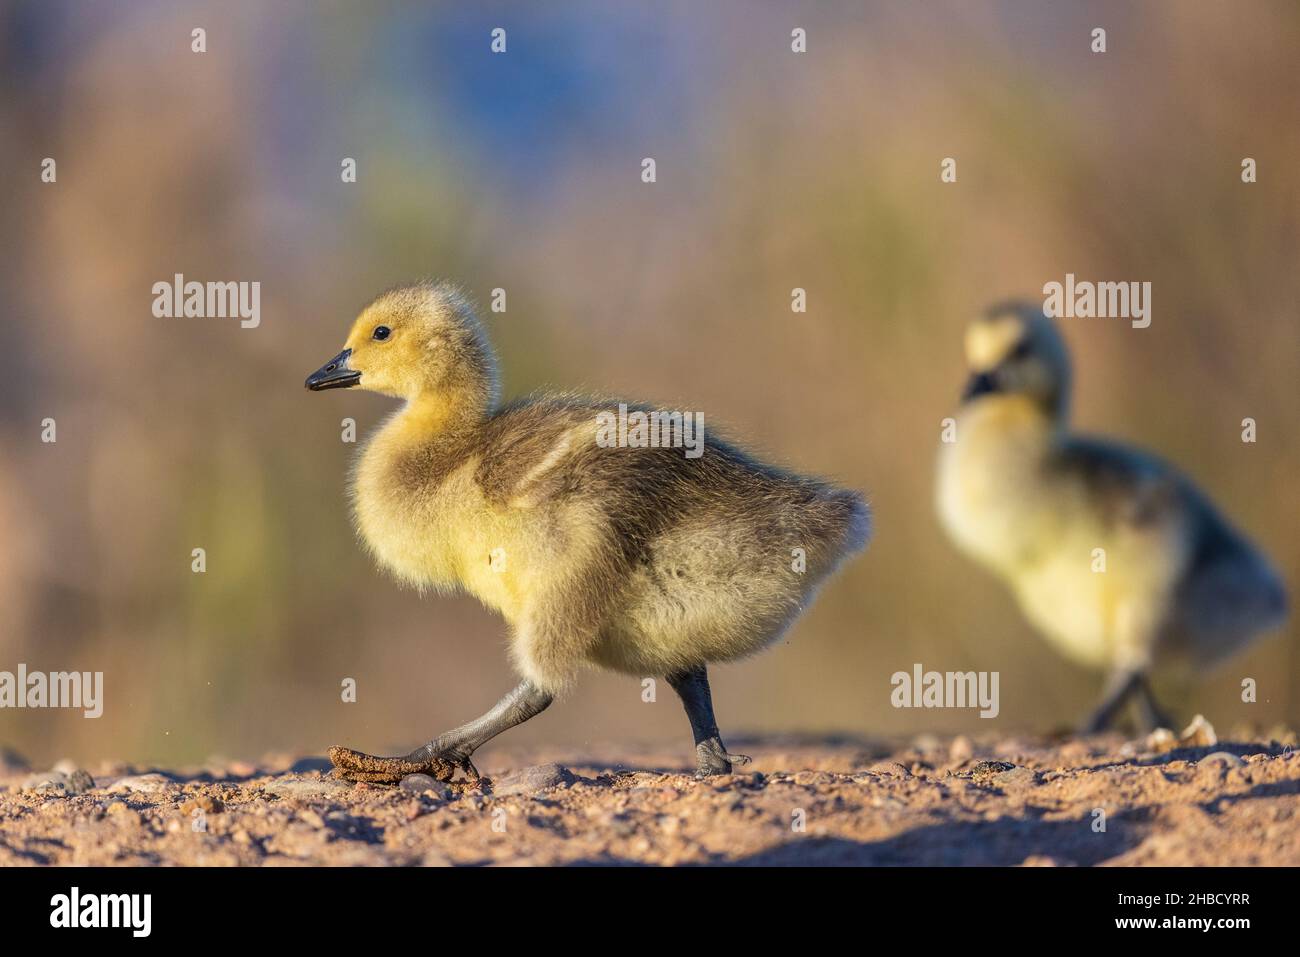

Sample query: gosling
[306,281,870,780]
[936,302,1287,732]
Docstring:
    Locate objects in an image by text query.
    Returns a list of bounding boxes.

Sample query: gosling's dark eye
[372,326,391,341]
[1010,339,1031,360]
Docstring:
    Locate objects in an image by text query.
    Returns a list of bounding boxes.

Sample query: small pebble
[22,771,69,794]
[1145,728,1178,754]
[108,773,172,794]
[1180,715,1218,748]
[949,735,974,763]
[399,773,453,799]
[970,760,1016,780]
[1199,751,1245,768]
[21,768,94,796]
[179,795,223,815]
[491,763,574,797]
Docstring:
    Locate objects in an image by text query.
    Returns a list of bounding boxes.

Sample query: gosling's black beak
[305,349,361,391]
[961,370,1000,402]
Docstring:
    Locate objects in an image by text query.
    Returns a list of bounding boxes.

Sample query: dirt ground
[2,721,1297,866]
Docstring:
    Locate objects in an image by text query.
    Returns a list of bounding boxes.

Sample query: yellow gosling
[936,302,1287,732]
[307,281,870,780]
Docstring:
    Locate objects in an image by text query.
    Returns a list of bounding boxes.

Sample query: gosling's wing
[473,396,738,514]
[1051,435,1186,532]
[1057,435,1287,661]
[1172,511,1288,665]
[474,400,596,510]
[476,398,706,514]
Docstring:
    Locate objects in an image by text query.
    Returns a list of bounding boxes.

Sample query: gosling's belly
[589,534,808,675]
[1012,559,1115,670]
[1012,534,1186,672]
[457,546,522,619]
[939,472,1118,668]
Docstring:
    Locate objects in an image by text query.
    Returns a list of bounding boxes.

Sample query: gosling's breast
[350,439,465,591]
[936,401,1055,573]
[351,438,528,618]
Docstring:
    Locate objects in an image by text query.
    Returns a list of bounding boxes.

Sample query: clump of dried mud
[1,727,1296,866]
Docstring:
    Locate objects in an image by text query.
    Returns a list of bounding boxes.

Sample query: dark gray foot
[1080,670,1142,734]
[694,736,751,778]
[666,666,750,778]
[1133,677,1174,733]
[1080,708,1116,736]
[1080,669,1173,735]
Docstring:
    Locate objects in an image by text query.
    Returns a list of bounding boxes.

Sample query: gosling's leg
[330,679,553,784]
[1080,669,1142,734]
[666,665,750,778]
[1132,675,1173,733]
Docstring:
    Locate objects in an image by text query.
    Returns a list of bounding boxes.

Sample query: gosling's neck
[388,391,491,445]
[363,390,493,491]
[958,393,1063,455]
[939,394,1067,572]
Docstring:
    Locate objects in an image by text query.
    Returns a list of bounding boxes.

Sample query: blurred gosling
[936,302,1287,732]
[307,281,870,780]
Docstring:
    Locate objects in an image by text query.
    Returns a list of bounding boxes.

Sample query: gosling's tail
[1174,500,1288,668]
[802,485,872,573]
[831,487,872,557]
[1180,544,1288,667]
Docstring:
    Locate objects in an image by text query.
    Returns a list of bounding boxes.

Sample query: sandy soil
[2,723,1297,866]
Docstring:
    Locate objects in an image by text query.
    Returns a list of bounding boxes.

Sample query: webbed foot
[694,736,751,778]
[327,744,478,785]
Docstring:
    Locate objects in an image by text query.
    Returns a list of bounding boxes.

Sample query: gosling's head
[306,281,499,410]
[961,301,1072,419]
